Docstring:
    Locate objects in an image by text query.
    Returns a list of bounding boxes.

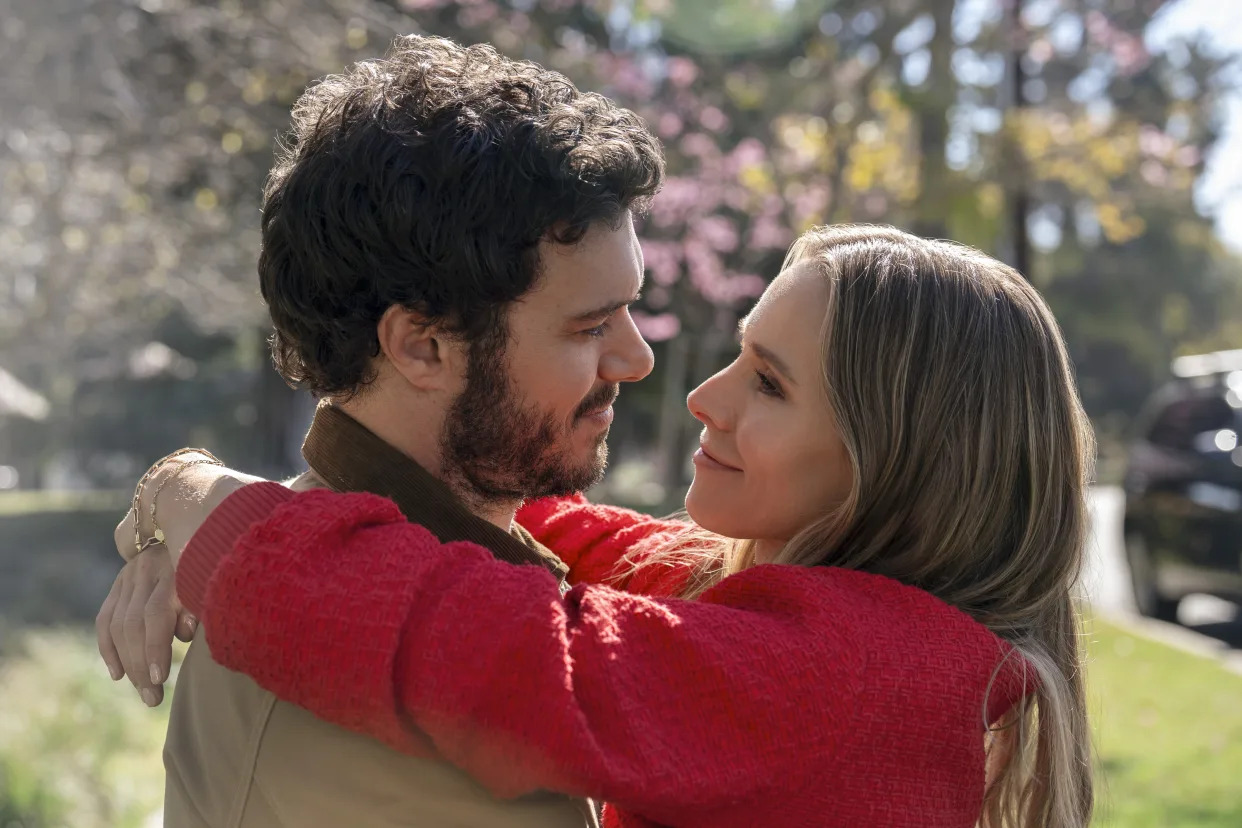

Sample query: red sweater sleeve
[184,487,864,821]
[515,494,692,594]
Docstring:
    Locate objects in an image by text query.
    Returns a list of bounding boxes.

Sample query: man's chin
[574,418,613,441]
[566,418,609,451]
[543,447,608,497]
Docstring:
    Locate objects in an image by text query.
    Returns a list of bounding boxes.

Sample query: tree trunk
[1006,0,1031,278]
[912,0,956,240]
[655,333,692,499]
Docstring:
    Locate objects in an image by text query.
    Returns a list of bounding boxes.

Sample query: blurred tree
[1,0,1238,493]
[998,0,1242,449]
[397,0,1241,490]
[0,0,411,480]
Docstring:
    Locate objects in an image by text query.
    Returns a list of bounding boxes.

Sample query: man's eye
[581,323,609,337]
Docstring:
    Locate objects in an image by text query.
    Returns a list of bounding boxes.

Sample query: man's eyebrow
[568,293,641,324]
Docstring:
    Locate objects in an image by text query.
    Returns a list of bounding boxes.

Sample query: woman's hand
[97,454,262,705]
[96,546,189,707]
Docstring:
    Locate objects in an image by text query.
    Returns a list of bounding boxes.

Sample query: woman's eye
[755,370,783,397]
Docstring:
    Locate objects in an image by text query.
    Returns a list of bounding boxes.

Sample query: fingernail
[184,614,197,632]
[150,664,162,684]
[141,688,157,706]
[108,664,123,681]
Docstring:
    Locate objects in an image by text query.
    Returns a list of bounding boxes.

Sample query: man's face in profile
[441,212,655,503]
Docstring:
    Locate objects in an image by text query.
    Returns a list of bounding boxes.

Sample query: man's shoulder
[509,523,572,594]
[287,470,329,492]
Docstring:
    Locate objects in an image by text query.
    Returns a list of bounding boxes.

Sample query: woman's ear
[375,306,463,392]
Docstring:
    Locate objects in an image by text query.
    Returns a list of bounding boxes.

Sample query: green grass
[2,621,1240,826]
[1088,617,1242,827]
[0,630,184,828]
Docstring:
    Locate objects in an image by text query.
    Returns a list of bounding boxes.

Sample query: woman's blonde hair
[626,224,1094,828]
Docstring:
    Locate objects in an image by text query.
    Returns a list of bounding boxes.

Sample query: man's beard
[440,334,617,507]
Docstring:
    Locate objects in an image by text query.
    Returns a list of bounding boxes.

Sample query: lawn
[1088,616,1242,827]
[1,619,1239,826]
[0,630,181,828]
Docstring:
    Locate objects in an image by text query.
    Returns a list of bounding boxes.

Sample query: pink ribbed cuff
[176,482,296,617]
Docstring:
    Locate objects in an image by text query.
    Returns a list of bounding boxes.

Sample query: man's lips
[581,403,614,418]
[581,405,614,424]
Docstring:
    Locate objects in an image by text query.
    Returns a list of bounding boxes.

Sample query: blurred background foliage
[1,0,1239,504]
[0,631,179,828]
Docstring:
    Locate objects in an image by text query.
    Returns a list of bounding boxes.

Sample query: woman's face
[685,260,852,562]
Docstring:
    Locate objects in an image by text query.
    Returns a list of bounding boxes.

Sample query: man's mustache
[575,384,619,419]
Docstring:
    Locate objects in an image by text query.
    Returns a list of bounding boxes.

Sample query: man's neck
[333,395,519,533]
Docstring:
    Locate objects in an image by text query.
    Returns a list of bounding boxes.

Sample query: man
[97,35,662,827]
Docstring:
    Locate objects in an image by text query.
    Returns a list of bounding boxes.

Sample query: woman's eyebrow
[750,341,797,385]
[737,319,797,385]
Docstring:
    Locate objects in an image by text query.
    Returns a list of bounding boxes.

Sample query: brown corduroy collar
[301,402,569,584]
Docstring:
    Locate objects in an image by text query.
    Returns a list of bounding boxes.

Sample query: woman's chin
[684,485,744,540]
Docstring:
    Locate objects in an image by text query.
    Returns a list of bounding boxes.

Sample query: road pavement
[1086,485,1242,670]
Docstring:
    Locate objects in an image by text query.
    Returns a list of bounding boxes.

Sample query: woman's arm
[97,457,682,700]
[179,485,862,820]
[516,495,692,593]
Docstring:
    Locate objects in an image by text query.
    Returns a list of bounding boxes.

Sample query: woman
[102,225,1095,827]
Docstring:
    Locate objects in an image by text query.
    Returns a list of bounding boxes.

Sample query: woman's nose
[686,367,733,431]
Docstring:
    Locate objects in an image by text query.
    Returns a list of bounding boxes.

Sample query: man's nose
[602,312,655,384]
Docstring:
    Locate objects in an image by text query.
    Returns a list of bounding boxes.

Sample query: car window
[1146,394,1236,450]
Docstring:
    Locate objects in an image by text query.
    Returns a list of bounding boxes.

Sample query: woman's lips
[693,445,742,472]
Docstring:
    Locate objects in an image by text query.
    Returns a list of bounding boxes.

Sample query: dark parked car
[1123,349,1242,620]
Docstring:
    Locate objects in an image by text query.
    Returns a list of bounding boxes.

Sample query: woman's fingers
[144,573,178,693]
[116,551,172,706]
[174,609,198,643]
[107,497,197,702]
[111,573,139,686]
[96,573,125,681]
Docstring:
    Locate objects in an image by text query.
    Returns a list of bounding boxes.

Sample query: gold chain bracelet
[131,448,223,554]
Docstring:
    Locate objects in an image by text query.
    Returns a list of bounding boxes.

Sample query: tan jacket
[162,405,597,828]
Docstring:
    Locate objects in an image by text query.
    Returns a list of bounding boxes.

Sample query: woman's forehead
[746,261,826,329]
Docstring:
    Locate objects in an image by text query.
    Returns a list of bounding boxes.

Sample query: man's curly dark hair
[258,35,665,398]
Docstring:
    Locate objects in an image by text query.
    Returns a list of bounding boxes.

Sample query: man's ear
[375,306,463,392]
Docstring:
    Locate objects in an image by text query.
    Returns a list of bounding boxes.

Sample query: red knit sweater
[177,484,1034,828]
